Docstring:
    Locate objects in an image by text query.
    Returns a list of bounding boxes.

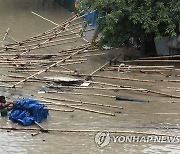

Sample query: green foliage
[79,0,180,47]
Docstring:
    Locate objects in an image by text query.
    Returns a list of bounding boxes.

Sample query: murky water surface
[0,0,180,154]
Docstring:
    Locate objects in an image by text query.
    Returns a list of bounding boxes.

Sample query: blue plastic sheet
[83,11,98,28]
[9,98,49,126]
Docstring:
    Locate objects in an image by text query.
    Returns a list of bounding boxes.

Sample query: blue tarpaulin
[83,11,98,28]
[9,98,49,126]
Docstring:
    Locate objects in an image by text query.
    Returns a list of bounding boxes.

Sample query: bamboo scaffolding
[11,25,82,46]
[0,48,99,60]
[14,35,81,49]
[10,40,77,60]
[10,44,92,88]
[9,38,78,53]
[5,20,82,53]
[20,11,82,43]
[30,11,90,46]
[16,11,91,47]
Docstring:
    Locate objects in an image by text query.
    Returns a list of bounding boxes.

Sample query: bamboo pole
[46,84,144,91]
[48,91,116,99]
[73,53,106,59]
[112,65,174,69]
[112,65,175,69]
[2,28,10,41]
[66,105,115,116]
[9,70,74,73]
[139,70,174,73]
[67,73,155,83]
[31,11,59,26]
[40,99,83,106]
[163,80,180,83]
[48,108,74,112]
[41,96,123,109]
[120,60,180,63]
[34,121,45,131]
[139,55,180,60]
[39,98,115,116]
[0,58,87,64]
[0,127,179,137]
[7,35,19,43]
[102,68,174,73]
[88,54,122,77]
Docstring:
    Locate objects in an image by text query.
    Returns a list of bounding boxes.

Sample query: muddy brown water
[0,0,180,154]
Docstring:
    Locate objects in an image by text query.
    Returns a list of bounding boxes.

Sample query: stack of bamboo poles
[0,12,126,117]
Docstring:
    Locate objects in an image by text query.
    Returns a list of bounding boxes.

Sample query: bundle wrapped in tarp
[9,98,48,126]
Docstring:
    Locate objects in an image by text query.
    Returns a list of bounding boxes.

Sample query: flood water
[0,0,180,154]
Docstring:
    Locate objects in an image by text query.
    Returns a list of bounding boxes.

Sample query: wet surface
[0,0,180,154]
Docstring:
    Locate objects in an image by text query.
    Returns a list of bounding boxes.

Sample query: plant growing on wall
[79,0,180,48]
